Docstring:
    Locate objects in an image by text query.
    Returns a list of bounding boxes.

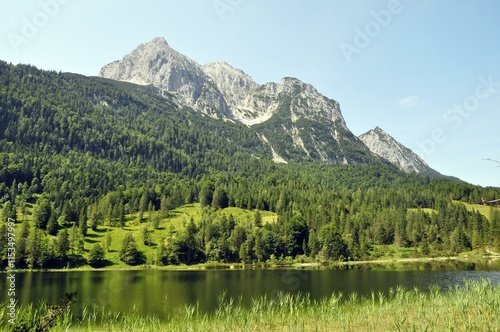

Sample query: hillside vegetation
[1,62,500,270]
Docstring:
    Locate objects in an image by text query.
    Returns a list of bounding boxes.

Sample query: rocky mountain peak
[359,127,436,174]
[202,61,255,84]
[149,36,170,47]
[98,37,435,171]
[202,61,258,110]
[99,37,231,118]
[273,77,347,127]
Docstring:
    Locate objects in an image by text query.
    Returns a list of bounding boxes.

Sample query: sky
[1,0,499,187]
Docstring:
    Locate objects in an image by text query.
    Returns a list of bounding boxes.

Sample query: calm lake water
[2,261,500,317]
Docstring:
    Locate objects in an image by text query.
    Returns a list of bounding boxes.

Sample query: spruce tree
[212,187,229,210]
[120,233,144,265]
[104,229,112,252]
[88,243,105,268]
[57,228,70,259]
[47,212,58,236]
[26,228,42,268]
[33,198,51,230]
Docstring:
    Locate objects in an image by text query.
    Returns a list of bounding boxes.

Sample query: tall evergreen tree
[26,227,42,268]
[56,228,70,259]
[318,223,348,261]
[47,212,58,236]
[120,233,144,265]
[33,198,51,230]
[212,187,229,210]
[199,182,214,208]
[79,208,88,236]
[88,243,105,268]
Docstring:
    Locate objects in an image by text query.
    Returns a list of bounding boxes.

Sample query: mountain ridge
[359,126,438,175]
[98,37,438,174]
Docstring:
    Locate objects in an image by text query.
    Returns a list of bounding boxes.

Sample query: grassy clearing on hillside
[407,207,438,215]
[2,202,278,270]
[458,201,497,221]
[2,280,498,331]
[80,204,277,269]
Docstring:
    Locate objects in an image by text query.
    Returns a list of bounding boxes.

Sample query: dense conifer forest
[1,61,499,269]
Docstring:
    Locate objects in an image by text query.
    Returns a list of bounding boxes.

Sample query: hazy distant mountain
[359,127,438,175]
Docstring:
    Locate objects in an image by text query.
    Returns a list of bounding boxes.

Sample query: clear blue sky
[1,0,499,187]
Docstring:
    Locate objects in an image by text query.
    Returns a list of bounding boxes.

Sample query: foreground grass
[2,280,499,331]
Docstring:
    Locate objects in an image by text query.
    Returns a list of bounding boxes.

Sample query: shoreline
[2,253,499,273]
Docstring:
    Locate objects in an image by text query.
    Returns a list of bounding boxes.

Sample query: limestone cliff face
[99,37,437,171]
[201,61,258,114]
[359,127,436,174]
[99,37,348,128]
[99,37,230,118]
[201,63,347,128]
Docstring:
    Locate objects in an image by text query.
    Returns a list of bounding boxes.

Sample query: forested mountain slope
[0,61,499,269]
[100,37,386,166]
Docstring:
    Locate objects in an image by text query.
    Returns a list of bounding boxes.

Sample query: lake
[2,261,500,318]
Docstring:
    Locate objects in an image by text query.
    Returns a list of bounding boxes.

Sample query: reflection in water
[1,262,499,317]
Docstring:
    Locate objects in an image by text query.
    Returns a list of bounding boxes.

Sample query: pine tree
[139,190,149,214]
[57,228,70,259]
[79,208,88,236]
[0,223,7,264]
[26,227,42,268]
[88,243,105,268]
[490,208,500,251]
[29,177,40,195]
[47,212,58,236]
[152,213,161,229]
[308,229,320,257]
[155,242,167,266]
[118,199,126,227]
[142,225,152,246]
[33,198,51,230]
[104,229,112,252]
[160,194,169,217]
[88,203,100,231]
[212,187,228,210]
[2,201,16,221]
[148,201,155,220]
[318,223,348,261]
[254,210,263,228]
[253,229,264,262]
[15,220,30,267]
[239,242,250,263]
[69,224,79,255]
[119,233,144,265]
[10,179,17,205]
[199,182,214,207]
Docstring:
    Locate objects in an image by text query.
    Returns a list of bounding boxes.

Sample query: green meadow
[69,203,278,269]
